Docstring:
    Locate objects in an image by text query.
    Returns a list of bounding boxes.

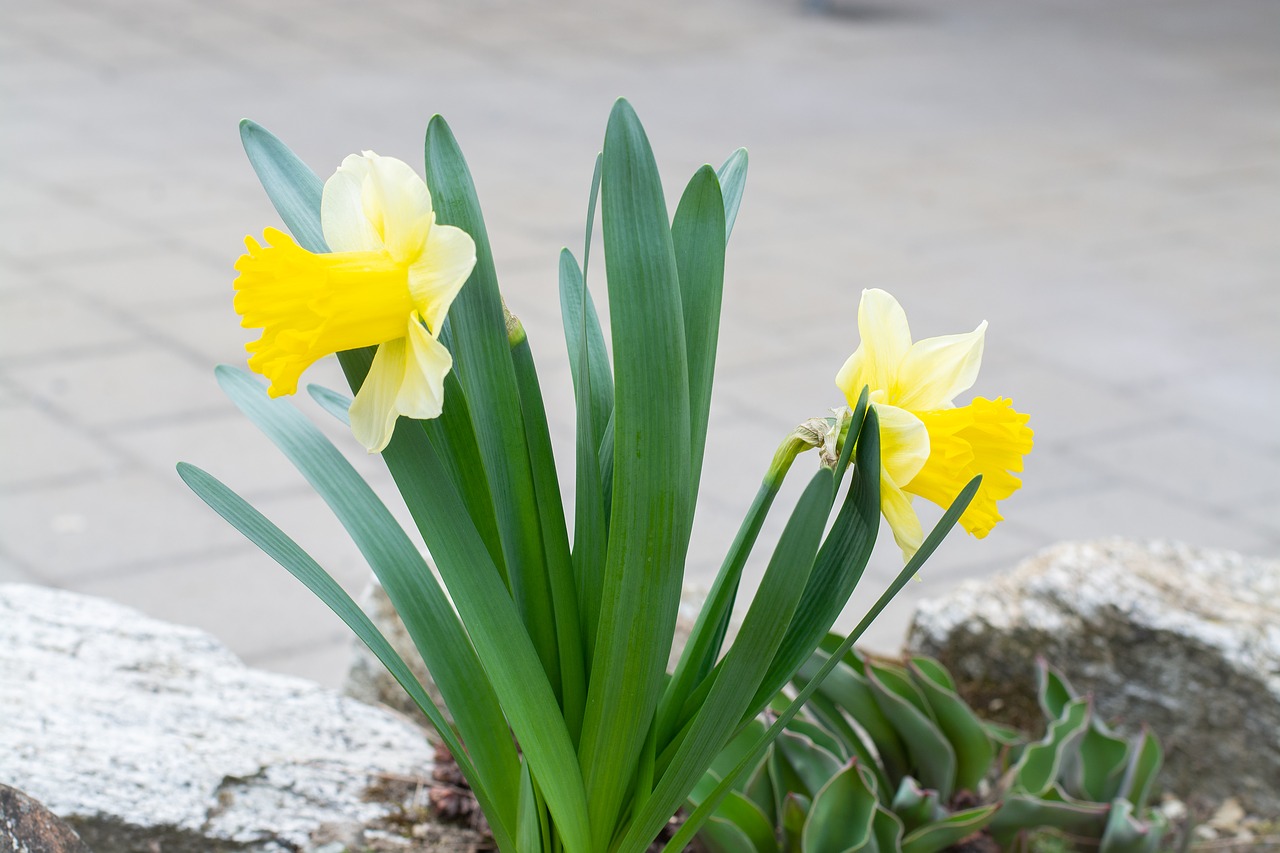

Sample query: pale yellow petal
[874,402,930,488]
[407,222,477,335]
[395,316,452,420]
[322,153,382,253]
[881,475,924,562]
[362,154,434,263]
[349,336,408,453]
[893,321,987,411]
[839,289,912,401]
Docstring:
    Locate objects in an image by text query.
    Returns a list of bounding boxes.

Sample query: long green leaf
[209,368,522,842]
[510,325,587,742]
[174,463,521,849]
[424,115,561,695]
[716,148,749,241]
[901,805,1001,853]
[866,663,957,801]
[334,350,592,853]
[671,164,726,498]
[620,473,835,851]
[663,476,983,853]
[910,657,995,794]
[577,98,693,849]
[239,120,327,253]
[559,249,608,662]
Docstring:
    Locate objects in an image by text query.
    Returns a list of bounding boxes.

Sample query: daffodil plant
[179,99,1031,853]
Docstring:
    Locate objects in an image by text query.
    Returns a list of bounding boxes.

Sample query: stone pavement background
[2,0,1277,686]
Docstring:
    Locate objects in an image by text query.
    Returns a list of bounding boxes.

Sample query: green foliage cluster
[698,643,1169,853]
[178,100,983,853]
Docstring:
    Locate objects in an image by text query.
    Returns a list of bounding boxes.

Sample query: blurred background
[1,0,1277,687]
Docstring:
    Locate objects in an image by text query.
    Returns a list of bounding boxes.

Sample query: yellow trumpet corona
[836,288,1033,561]
[233,152,476,452]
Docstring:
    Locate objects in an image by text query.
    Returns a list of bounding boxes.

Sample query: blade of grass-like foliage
[748,403,878,716]
[618,471,835,852]
[577,98,693,849]
[307,384,353,424]
[424,115,561,696]
[597,409,615,525]
[177,462,520,852]
[560,249,614,456]
[583,151,603,284]
[510,321,587,741]
[210,368,522,841]
[560,250,608,663]
[663,476,982,853]
[716,149,748,241]
[333,349,592,853]
[671,164,726,499]
[866,664,956,801]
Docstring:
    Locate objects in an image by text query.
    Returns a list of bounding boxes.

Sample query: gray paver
[1,0,1277,687]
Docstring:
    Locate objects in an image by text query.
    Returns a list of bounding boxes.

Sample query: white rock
[0,584,441,852]
[906,539,1280,816]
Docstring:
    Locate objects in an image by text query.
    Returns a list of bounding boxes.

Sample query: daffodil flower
[234,152,476,453]
[836,288,1033,561]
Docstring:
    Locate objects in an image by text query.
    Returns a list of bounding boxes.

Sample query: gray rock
[0,584,450,852]
[0,784,92,853]
[344,575,713,735]
[906,538,1280,816]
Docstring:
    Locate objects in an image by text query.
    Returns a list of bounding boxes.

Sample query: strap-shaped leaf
[901,805,1000,853]
[334,351,592,853]
[175,463,519,850]
[910,657,995,793]
[510,329,587,741]
[796,650,909,783]
[750,400,877,716]
[716,148,749,240]
[239,120,328,253]
[577,98,693,848]
[207,369,523,842]
[671,164,726,499]
[662,476,982,853]
[801,760,878,853]
[424,115,561,694]
[559,250,608,664]
[622,470,836,853]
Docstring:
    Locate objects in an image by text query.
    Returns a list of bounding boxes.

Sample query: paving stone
[0,473,246,581]
[0,286,139,362]
[0,405,130,490]
[7,345,229,429]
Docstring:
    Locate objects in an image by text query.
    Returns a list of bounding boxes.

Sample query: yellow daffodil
[234,152,476,452]
[836,288,1033,561]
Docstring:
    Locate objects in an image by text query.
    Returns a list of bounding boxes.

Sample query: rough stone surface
[0,785,92,853]
[0,584,454,852]
[906,539,1280,816]
[344,575,712,733]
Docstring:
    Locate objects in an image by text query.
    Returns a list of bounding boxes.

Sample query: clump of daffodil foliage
[179,99,1032,853]
[695,640,1168,853]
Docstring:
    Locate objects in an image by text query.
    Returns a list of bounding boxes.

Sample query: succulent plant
[694,636,1170,852]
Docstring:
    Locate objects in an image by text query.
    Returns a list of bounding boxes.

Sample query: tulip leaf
[1100,799,1167,853]
[424,114,562,697]
[989,790,1109,846]
[1036,658,1076,722]
[900,804,1000,853]
[801,761,878,853]
[576,98,693,848]
[1013,697,1091,796]
[782,793,810,852]
[910,657,995,793]
[796,651,910,783]
[1073,723,1131,803]
[672,164,726,499]
[867,663,957,802]
[774,727,845,801]
[1118,727,1162,812]
[872,802,907,853]
[892,777,948,833]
